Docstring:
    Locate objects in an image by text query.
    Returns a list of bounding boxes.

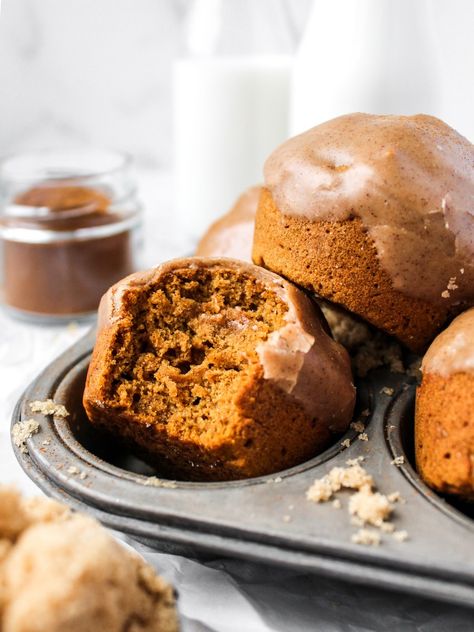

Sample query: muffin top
[264,113,474,307]
[422,307,474,377]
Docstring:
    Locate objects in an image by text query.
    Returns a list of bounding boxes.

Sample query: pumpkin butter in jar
[0,150,143,322]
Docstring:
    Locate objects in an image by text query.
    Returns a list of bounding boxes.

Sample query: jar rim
[0,148,131,183]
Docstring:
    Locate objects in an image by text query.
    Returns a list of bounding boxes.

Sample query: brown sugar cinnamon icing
[422,308,474,377]
[264,113,474,306]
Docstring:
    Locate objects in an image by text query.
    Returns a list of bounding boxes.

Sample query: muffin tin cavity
[11,329,474,608]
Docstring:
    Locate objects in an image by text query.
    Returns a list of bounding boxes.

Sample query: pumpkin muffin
[252,113,474,352]
[415,308,474,499]
[0,487,178,632]
[196,185,261,260]
[83,257,355,481]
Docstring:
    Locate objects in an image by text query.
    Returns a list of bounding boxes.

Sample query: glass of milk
[173,0,295,242]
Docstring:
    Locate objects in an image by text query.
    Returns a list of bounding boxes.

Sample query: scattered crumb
[350,421,365,433]
[341,438,351,448]
[380,387,394,396]
[360,409,370,417]
[441,290,450,299]
[67,321,79,333]
[307,464,373,502]
[391,456,405,466]
[387,491,403,503]
[346,456,364,466]
[12,420,40,454]
[30,399,69,418]
[351,529,381,546]
[67,466,79,475]
[393,530,409,542]
[143,477,178,489]
[79,471,88,480]
[447,277,458,291]
[460,268,465,274]
[42,439,51,447]
[407,358,422,381]
[307,461,406,546]
[349,487,392,527]
[358,433,369,442]
[282,515,292,523]
[266,476,283,484]
[288,504,294,511]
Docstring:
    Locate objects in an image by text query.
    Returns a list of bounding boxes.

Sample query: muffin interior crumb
[105,267,288,436]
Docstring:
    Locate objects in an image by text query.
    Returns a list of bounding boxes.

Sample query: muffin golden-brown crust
[252,188,450,352]
[83,257,355,481]
[415,372,474,499]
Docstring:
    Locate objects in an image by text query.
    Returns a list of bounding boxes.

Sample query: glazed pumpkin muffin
[83,257,355,481]
[196,185,261,260]
[0,487,178,632]
[252,113,474,352]
[415,308,474,499]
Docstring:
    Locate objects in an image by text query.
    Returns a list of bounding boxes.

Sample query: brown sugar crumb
[350,420,365,433]
[387,491,404,503]
[358,432,369,442]
[341,438,351,448]
[307,463,406,546]
[346,456,365,466]
[391,456,405,466]
[0,486,178,632]
[441,290,450,299]
[380,387,395,396]
[67,466,79,475]
[393,529,409,542]
[351,529,381,546]
[30,399,69,418]
[143,477,178,489]
[380,521,395,533]
[447,277,458,291]
[11,419,40,454]
[348,487,392,527]
[307,464,374,502]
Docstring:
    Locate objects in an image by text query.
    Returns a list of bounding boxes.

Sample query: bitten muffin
[83,257,355,481]
[415,308,474,499]
[252,113,474,353]
[0,487,178,632]
[196,185,261,260]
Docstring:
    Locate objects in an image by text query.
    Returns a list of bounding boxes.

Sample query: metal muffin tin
[12,328,474,608]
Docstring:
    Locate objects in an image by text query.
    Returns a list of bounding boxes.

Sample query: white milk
[291,0,443,134]
[173,55,290,241]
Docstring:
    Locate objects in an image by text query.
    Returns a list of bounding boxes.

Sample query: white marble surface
[1,170,474,631]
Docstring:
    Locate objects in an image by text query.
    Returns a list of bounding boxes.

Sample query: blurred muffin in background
[196,185,261,261]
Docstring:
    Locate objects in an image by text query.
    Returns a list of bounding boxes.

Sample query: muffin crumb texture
[0,486,178,632]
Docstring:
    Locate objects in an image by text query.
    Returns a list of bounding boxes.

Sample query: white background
[0,0,473,173]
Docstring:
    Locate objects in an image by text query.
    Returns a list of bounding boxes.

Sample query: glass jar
[0,149,142,323]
